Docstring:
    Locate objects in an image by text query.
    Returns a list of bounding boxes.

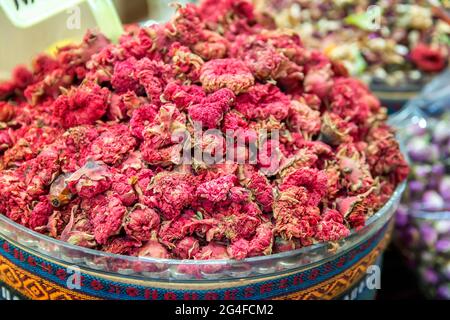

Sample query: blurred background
[0,0,448,300]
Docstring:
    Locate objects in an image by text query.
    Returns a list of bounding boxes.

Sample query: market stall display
[253,0,450,110]
[393,71,450,300]
[0,0,408,300]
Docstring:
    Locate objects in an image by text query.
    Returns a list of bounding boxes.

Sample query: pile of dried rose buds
[253,0,449,87]
[0,0,408,260]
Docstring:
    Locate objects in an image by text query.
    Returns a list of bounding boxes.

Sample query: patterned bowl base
[0,220,393,301]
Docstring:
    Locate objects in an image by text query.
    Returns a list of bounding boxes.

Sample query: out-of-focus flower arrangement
[253,0,450,87]
[395,113,450,299]
[0,0,408,261]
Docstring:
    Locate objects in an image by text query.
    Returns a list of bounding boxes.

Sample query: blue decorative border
[0,222,389,300]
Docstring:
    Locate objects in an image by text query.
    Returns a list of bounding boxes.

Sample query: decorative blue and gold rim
[0,218,393,300]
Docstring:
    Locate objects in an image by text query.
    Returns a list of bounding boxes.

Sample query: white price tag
[0,0,85,28]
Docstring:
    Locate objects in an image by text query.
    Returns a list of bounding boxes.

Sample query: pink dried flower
[11,66,34,90]
[235,83,290,121]
[111,57,141,94]
[135,58,172,104]
[158,210,196,247]
[124,204,160,242]
[0,102,16,123]
[287,101,321,138]
[248,222,273,257]
[138,233,171,259]
[108,91,144,122]
[22,147,61,198]
[149,172,197,220]
[141,105,186,166]
[163,82,205,111]
[89,124,137,165]
[111,172,137,206]
[89,193,127,245]
[304,61,333,99]
[315,209,350,242]
[195,243,229,260]
[366,125,410,185]
[274,205,321,241]
[320,112,355,146]
[29,197,54,231]
[328,77,380,137]
[240,167,274,212]
[170,3,206,46]
[168,43,204,82]
[66,161,111,199]
[279,168,328,206]
[130,104,158,140]
[193,30,229,60]
[188,89,235,129]
[227,238,250,260]
[196,174,237,202]
[200,58,254,94]
[238,40,287,80]
[173,236,200,259]
[53,82,110,128]
[103,236,142,255]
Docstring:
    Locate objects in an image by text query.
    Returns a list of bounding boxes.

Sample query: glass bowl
[0,182,405,283]
[395,208,450,300]
[391,71,450,299]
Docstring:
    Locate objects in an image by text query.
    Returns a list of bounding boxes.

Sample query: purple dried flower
[422,190,445,211]
[421,267,439,285]
[399,226,420,248]
[413,164,432,179]
[433,120,450,144]
[437,285,450,300]
[395,205,409,227]
[411,201,424,211]
[435,221,450,234]
[436,239,450,253]
[408,180,425,194]
[419,223,438,247]
[442,262,450,279]
[405,123,427,137]
[431,163,445,177]
[445,140,450,158]
[439,176,450,201]
[407,137,431,162]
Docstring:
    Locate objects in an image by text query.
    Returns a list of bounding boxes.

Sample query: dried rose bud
[320,112,353,146]
[29,197,54,231]
[227,239,250,260]
[124,204,160,242]
[149,172,196,220]
[173,237,200,259]
[49,174,73,208]
[66,161,112,199]
[138,232,171,259]
[200,58,255,94]
[90,193,127,245]
[0,102,15,123]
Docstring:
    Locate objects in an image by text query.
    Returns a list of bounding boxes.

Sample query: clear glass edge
[0,182,405,270]
[409,210,450,221]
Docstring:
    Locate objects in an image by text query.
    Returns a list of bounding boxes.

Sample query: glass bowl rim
[409,208,450,220]
[0,182,406,266]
